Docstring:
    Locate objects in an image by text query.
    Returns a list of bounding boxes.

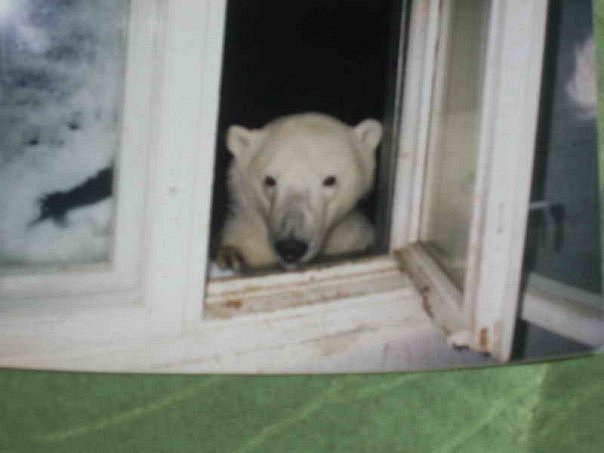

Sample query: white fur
[221,112,382,269]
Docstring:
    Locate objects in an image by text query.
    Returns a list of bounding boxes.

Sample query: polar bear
[218,112,382,271]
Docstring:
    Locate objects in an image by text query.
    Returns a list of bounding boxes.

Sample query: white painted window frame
[0,0,555,372]
[521,273,604,348]
[0,0,230,365]
[393,0,549,360]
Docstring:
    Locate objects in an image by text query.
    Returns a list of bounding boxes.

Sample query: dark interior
[209,0,406,260]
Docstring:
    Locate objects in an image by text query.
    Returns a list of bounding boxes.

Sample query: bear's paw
[216,245,248,272]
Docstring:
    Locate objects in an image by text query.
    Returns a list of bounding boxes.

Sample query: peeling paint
[225,299,242,309]
[422,300,434,318]
[415,283,435,319]
[479,327,489,350]
[206,256,405,320]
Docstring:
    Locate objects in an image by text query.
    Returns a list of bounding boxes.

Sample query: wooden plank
[205,256,413,318]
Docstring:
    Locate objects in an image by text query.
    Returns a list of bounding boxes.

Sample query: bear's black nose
[275,239,308,263]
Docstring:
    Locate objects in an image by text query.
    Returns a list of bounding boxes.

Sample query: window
[516,0,603,355]
[0,1,127,268]
[0,0,598,373]
[204,0,409,315]
[0,0,157,302]
[397,0,550,360]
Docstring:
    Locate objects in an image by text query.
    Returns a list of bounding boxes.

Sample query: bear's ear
[353,119,382,187]
[226,125,261,163]
[353,119,383,152]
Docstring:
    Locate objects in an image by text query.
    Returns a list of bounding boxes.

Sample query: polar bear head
[226,112,382,268]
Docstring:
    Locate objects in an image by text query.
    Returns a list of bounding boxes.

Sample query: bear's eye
[264,176,276,187]
[323,176,337,187]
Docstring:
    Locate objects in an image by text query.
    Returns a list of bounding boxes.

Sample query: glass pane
[524,0,602,297]
[0,1,129,268]
[420,0,489,288]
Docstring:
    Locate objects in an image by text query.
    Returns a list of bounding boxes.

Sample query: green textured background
[2,2,604,452]
[0,356,602,452]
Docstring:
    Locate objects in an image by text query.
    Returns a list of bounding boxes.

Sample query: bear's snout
[274,238,308,264]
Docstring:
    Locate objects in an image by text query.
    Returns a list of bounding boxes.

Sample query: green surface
[0,355,602,452]
[1,1,604,451]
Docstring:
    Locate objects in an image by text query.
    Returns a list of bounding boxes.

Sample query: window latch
[528,200,566,251]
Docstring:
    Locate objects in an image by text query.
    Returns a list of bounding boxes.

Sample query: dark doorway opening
[209,0,408,266]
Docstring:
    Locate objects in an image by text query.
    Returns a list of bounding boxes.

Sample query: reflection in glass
[0,1,129,267]
[524,0,602,299]
[420,0,488,288]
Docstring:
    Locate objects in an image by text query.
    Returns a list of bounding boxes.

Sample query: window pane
[420,0,489,288]
[0,1,129,268]
[524,0,602,298]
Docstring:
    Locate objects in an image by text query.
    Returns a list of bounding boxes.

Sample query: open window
[0,0,599,373]
[394,0,552,361]
[203,0,411,317]
[516,0,603,355]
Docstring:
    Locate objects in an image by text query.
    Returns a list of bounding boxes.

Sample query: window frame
[520,273,604,348]
[0,0,230,362]
[393,0,549,360]
[0,0,556,372]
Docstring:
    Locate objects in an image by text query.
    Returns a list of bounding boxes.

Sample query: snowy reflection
[0,1,20,24]
[525,0,601,295]
[0,1,129,266]
[566,36,597,120]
